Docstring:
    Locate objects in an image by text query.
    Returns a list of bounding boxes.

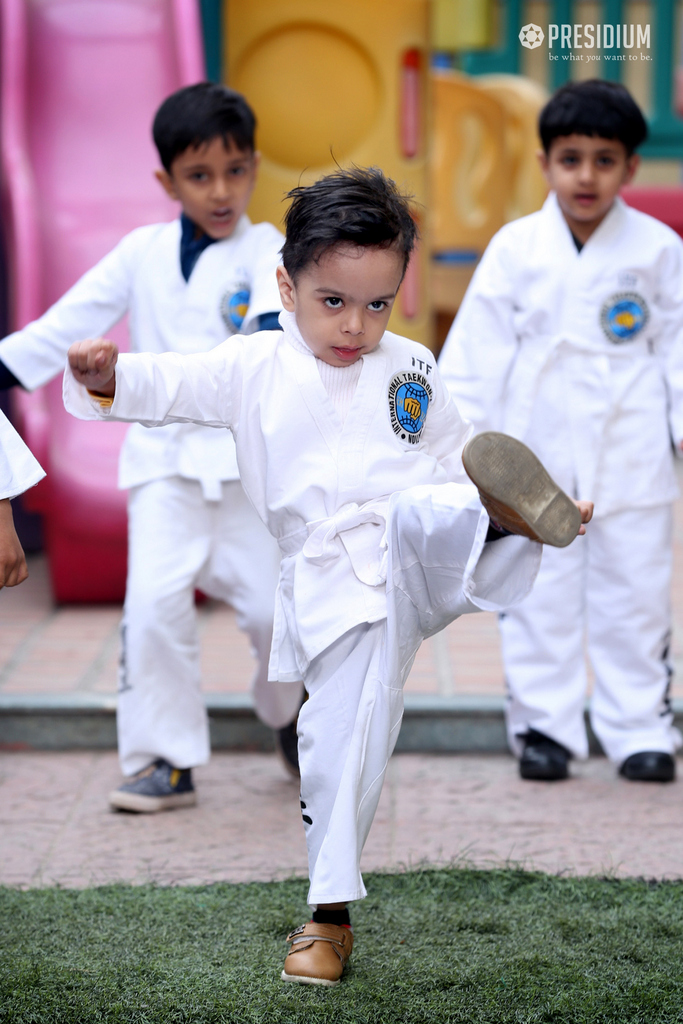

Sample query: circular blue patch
[227,289,250,331]
[220,286,250,334]
[395,381,429,434]
[600,292,649,344]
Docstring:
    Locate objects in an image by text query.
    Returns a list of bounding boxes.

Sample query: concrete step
[3,693,682,754]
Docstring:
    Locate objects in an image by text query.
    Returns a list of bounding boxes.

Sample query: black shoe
[519,729,571,781]
[274,717,300,779]
[619,751,675,783]
[109,759,196,812]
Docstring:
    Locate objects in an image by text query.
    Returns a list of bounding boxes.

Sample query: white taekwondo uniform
[64,309,541,905]
[0,409,45,500]
[439,192,683,763]
[0,217,303,775]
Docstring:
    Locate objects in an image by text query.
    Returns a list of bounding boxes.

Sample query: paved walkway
[2,750,682,888]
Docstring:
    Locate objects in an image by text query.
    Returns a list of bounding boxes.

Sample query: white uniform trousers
[298,483,541,907]
[118,476,304,776]
[500,504,682,763]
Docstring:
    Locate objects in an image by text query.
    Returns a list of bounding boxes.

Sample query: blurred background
[1,0,683,750]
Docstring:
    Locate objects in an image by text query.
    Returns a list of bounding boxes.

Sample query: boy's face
[539,134,638,240]
[155,136,259,239]
[276,244,404,367]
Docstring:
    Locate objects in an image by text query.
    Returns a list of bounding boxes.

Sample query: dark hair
[539,79,647,155]
[281,167,417,280]
[152,83,256,171]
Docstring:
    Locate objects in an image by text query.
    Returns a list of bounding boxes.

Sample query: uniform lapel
[281,313,386,479]
[283,326,343,458]
[573,197,627,279]
[337,344,386,497]
[544,192,581,263]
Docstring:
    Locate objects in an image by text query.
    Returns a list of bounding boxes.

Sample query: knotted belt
[301,500,389,586]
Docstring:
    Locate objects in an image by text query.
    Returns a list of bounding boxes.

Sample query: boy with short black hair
[0,82,304,808]
[440,79,683,783]
[65,166,592,984]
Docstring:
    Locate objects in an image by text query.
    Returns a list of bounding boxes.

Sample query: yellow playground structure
[225,0,548,351]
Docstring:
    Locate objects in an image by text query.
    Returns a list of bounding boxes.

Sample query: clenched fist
[68,337,119,396]
[0,499,28,588]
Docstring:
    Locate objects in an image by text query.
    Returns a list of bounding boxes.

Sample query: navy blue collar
[180,213,220,282]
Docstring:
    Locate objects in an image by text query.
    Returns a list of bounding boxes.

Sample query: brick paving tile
[1,751,682,889]
[0,751,307,888]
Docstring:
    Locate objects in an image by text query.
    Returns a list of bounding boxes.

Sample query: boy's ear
[623,153,640,186]
[276,266,296,311]
[536,148,551,185]
[155,168,179,201]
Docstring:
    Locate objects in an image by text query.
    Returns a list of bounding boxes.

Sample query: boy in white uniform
[0,411,45,588]
[0,84,304,809]
[439,80,683,783]
[65,167,592,984]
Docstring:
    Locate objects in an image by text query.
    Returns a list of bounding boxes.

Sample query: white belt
[302,501,389,586]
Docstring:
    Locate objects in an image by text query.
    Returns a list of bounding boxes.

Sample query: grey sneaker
[109,759,196,813]
[462,432,581,548]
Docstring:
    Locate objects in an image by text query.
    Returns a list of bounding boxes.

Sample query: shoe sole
[462,432,581,548]
[281,970,340,987]
[519,763,569,781]
[108,790,197,813]
[619,767,675,783]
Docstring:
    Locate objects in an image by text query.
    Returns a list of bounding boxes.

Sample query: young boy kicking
[440,80,683,783]
[0,83,304,807]
[65,167,592,985]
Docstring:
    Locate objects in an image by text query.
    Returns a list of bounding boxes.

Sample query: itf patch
[220,284,250,335]
[600,292,649,344]
[388,371,433,445]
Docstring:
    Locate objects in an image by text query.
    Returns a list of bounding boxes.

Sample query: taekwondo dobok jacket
[439,193,683,517]
[65,313,482,680]
[0,410,45,500]
[0,216,283,497]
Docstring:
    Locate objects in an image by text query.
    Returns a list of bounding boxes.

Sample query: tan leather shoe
[281,922,353,986]
[462,431,581,548]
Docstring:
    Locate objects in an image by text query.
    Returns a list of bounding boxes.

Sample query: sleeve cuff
[86,389,114,408]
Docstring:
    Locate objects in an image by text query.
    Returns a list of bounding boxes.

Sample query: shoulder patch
[600,291,649,344]
[388,371,433,445]
[220,282,250,335]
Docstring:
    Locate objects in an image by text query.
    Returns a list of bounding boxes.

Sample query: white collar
[279,309,314,357]
[544,191,626,251]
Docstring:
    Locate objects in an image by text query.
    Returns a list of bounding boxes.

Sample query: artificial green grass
[1,868,682,1023]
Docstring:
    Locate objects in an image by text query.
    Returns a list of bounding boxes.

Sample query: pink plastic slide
[1,0,205,601]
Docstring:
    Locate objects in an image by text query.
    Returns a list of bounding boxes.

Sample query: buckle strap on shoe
[287,934,348,962]
[286,929,349,949]
[286,924,351,955]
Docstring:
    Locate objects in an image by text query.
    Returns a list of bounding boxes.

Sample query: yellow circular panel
[234,24,380,169]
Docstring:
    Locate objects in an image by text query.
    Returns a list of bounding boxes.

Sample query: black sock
[312,908,351,926]
[485,521,513,542]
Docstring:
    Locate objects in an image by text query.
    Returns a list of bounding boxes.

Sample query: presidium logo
[519,24,545,49]
[518,22,651,53]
